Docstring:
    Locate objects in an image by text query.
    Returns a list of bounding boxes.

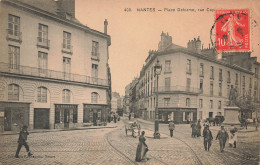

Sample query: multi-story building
[111,92,120,113]
[0,0,111,131]
[132,32,259,124]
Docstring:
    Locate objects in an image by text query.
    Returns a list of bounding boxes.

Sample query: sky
[75,0,260,96]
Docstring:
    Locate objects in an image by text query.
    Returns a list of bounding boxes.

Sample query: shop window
[55,109,60,123]
[73,109,77,123]
[8,84,19,101]
[186,98,191,107]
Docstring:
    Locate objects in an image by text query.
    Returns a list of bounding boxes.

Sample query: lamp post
[154,59,162,139]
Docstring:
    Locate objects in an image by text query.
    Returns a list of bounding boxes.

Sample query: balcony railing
[91,52,100,61]
[6,29,22,43]
[37,37,50,49]
[154,86,202,94]
[0,62,108,86]
[62,44,73,54]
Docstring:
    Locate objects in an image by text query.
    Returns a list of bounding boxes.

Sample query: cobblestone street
[0,118,259,165]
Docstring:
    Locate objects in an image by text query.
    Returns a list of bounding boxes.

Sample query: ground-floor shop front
[0,102,30,132]
[54,104,79,129]
[83,104,109,126]
[158,108,197,124]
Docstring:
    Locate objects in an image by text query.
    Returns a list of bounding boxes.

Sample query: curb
[0,126,118,136]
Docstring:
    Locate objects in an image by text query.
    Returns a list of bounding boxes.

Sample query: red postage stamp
[215,9,250,51]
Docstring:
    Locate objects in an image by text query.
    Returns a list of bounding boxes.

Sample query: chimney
[57,0,75,17]
[104,19,108,34]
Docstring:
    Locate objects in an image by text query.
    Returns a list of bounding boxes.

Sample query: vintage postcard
[0,0,259,164]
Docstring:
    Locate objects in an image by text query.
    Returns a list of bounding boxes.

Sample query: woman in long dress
[135,131,148,162]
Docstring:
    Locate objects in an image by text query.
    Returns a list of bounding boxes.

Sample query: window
[38,52,48,74]
[73,109,78,123]
[200,79,203,93]
[218,101,221,109]
[219,83,222,96]
[62,89,71,103]
[249,78,252,88]
[37,87,47,102]
[165,77,171,91]
[210,82,213,96]
[63,57,71,75]
[219,69,222,81]
[8,15,20,36]
[227,71,231,83]
[235,73,238,85]
[209,112,213,118]
[242,76,245,87]
[165,60,171,72]
[210,100,213,109]
[38,24,49,48]
[199,99,203,108]
[186,98,191,107]
[255,80,258,90]
[8,45,20,69]
[8,84,19,101]
[92,64,98,78]
[186,78,191,91]
[63,31,71,49]
[227,85,230,97]
[91,92,98,103]
[186,59,191,74]
[200,63,204,77]
[210,66,214,79]
[92,41,99,57]
[55,109,60,123]
[164,98,170,106]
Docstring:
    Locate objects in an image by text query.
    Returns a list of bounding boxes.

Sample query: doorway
[93,112,98,126]
[64,109,70,128]
[34,109,49,129]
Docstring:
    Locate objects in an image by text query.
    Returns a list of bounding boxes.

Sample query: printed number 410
[124,8,132,12]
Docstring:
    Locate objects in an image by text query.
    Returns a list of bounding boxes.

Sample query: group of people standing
[203,125,238,152]
[191,120,202,138]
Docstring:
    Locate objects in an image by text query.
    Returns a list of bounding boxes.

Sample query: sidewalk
[0,122,118,136]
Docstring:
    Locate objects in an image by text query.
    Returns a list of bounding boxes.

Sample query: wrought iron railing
[0,62,108,86]
[62,43,73,54]
[37,37,50,49]
[6,29,22,42]
[154,86,202,94]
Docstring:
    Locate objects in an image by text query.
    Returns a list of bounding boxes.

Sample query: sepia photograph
[0,0,259,164]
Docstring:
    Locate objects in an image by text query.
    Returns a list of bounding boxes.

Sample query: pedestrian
[135,131,148,162]
[228,131,237,148]
[196,120,202,137]
[113,114,117,123]
[203,125,213,151]
[168,120,175,138]
[15,126,33,158]
[216,126,229,152]
[255,118,258,131]
[244,119,248,130]
[191,122,197,138]
[129,114,131,120]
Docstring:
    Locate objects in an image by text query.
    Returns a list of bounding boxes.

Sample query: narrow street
[0,117,259,165]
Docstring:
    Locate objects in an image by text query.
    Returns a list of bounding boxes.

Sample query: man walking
[203,125,213,151]
[15,126,33,158]
[168,121,175,137]
[216,126,229,152]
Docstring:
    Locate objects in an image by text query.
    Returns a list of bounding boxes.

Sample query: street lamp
[154,58,162,139]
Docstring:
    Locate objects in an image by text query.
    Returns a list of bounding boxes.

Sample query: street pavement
[0,118,259,165]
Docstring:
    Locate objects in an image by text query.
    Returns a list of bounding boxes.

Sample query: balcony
[154,86,202,94]
[0,62,108,86]
[91,52,100,61]
[6,29,22,43]
[62,44,73,54]
[37,37,50,49]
